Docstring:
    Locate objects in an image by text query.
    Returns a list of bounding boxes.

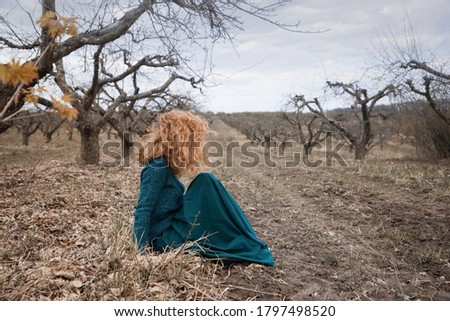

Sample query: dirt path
[212,120,450,301]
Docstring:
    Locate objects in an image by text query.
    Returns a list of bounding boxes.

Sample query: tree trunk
[279,141,287,156]
[22,129,29,146]
[357,103,371,160]
[354,143,367,160]
[77,112,100,165]
[348,144,354,153]
[45,132,52,143]
[68,126,73,141]
[303,143,312,157]
[122,132,133,167]
[79,126,100,164]
[263,133,272,156]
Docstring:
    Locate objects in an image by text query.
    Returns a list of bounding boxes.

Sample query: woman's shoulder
[141,157,171,176]
[144,156,169,168]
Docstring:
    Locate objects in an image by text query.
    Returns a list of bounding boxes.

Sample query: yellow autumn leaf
[0,64,9,84]
[37,11,63,39]
[21,86,48,107]
[60,16,78,24]
[0,58,38,85]
[35,86,47,94]
[15,61,38,85]
[61,93,74,104]
[25,94,40,106]
[49,22,65,39]
[66,108,78,122]
[65,24,78,37]
[60,16,78,36]
[37,11,57,28]
[0,60,17,84]
[22,88,40,106]
[51,96,78,122]
[37,11,78,39]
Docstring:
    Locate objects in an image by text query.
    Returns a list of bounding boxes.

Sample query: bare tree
[403,66,450,126]
[293,81,395,159]
[371,17,450,159]
[283,98,330,157]
[40,113,66,143]
[1,0,307,133]
[52,46,200,164]
[12,111,45,146]
[270,117,297,156]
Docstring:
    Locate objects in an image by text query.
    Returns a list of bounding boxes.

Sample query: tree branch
[404,60,450,81]
[407,78,450,125]
[84,44,105,110]
[123,73,202,102]
[98,55,178,86]
[368,84,396,110]
[0,36,40,49]
[52,0,154,61]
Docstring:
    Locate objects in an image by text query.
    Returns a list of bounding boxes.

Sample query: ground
[1,119,449,300]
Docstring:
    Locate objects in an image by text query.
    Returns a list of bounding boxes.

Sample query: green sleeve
[133,161,168,250]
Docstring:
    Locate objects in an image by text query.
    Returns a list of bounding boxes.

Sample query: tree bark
[68,125,73,141]
[44,132,51,143]
[303,145,310,157]
[279,141,287,156]
[77,113,100,164]
[354,143,367,160]
[22,128,30,146]
[20,121,41,146]
[122,132,134,167]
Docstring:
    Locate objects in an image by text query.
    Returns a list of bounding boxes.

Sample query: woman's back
[134,157,184,251]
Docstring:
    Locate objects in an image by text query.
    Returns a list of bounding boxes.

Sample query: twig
[218,283,283,298]
[181,280,217,300]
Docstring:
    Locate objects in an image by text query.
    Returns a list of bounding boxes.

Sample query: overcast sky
[201,0,450,113]
[1,0,449,113]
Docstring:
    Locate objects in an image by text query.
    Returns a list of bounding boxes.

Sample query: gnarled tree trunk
[77,112,100,165]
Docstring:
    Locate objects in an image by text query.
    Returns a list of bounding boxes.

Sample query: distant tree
[41,112,66,143]
[372,18,450,159]
[12,111,45,146]
[293,81,396,159]
[220,112,262,144]
[402,62,450,125]
[283,98,330,157]
[270,115,297,155]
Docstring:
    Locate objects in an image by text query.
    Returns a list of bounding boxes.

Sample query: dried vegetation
[1,120,450,300]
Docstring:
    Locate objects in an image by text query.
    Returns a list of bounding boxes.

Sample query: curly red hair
[140,109,209,176]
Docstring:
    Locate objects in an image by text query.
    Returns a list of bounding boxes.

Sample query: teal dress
[134,157,274,266]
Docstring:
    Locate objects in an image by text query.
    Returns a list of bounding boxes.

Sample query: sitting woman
[133,109,274,266]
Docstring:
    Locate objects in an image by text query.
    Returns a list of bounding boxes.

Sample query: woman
[134,109,274,266]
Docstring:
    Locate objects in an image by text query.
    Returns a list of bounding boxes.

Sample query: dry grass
[0,161,230,300]
[0,126,287,301]
[1,120,449,301]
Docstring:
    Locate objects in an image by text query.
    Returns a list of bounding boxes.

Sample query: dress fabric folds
[154,172,274,266]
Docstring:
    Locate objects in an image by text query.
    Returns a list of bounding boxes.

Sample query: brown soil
[217,159,450,300]
[1,121,449,300]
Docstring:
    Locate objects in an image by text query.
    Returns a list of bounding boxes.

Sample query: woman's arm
[133,162,169,251]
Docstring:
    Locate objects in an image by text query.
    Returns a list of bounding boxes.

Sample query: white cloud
[204,0,450,112]
[1,0,449,113]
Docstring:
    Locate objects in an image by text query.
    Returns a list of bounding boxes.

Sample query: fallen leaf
[71,280,83,288]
